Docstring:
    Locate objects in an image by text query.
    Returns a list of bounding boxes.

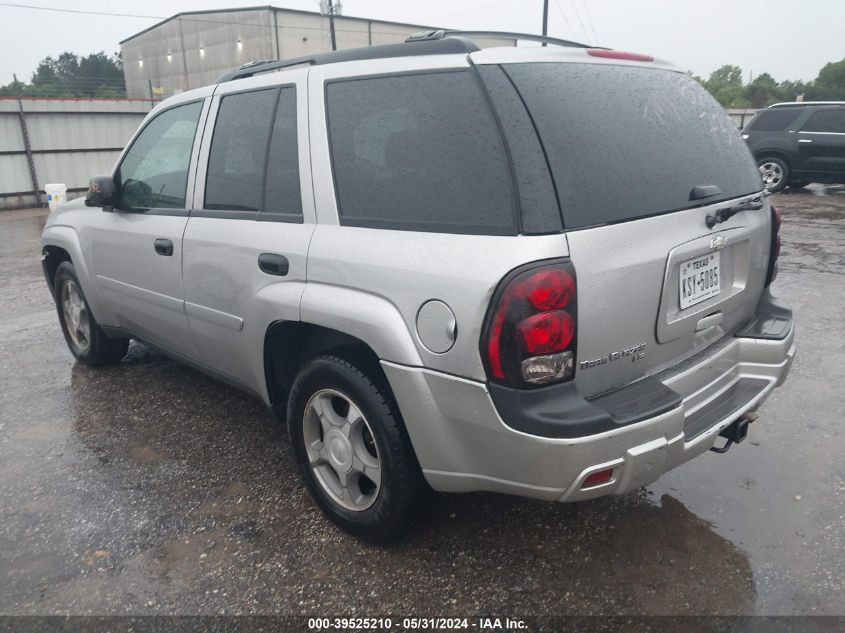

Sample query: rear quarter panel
[303,226,571,380]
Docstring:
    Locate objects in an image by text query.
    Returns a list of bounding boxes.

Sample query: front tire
[287,355,426,541]
[757,156,790,193]
[54,261,128,366]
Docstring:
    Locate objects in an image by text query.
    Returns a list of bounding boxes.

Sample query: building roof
[119,5,438,45]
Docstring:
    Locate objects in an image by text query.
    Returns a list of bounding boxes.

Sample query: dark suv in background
[743,102,845,192]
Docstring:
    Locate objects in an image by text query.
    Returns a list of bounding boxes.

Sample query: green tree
[806,58,845,100]
[745,72,780,108]
[1,51,125,97]
[709,64,743,86]
[0,76,26,97]
[777,79,809,103]
[704,65,750,108]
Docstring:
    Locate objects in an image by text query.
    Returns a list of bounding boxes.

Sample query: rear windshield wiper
[705,197,764,229]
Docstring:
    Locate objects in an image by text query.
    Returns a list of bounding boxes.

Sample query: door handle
[258,253,289,276]
[798,139,813,143]
[154,238,174,256]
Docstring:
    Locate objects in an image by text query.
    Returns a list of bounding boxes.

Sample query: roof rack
[405,29,591,49]
[218,29,598,83]
[217,36,480,82]
[769,101,845,108]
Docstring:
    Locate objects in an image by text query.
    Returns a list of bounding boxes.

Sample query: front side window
[326,71,516,235]
[117,101,203,209]
[802,110,845,133]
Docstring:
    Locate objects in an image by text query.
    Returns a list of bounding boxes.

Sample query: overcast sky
[0,0,842,85]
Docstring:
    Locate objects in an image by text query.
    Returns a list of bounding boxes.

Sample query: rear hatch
[500,60,769,398]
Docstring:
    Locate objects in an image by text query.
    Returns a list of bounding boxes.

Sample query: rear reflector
[587,49,654,62]
[582,468,614,488]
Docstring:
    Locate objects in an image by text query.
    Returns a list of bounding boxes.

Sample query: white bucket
[45,183,67,211]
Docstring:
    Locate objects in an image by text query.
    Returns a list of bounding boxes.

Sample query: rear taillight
[586,48,654,62]
[765,205,782,286]
[482,260,577,388]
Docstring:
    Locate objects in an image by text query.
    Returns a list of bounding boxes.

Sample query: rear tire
[287,354,426,542]
[757,156,790,193]
[54,262,128,367]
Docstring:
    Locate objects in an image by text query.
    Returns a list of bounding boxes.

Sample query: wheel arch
[755,149,792,168]
[41,225,113,325]
[263,321,388,418]
[42,244,72,296]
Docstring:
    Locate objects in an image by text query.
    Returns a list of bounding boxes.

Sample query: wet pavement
[0,188,843,617]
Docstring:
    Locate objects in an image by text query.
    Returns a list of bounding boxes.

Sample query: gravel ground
[0,186,843,617]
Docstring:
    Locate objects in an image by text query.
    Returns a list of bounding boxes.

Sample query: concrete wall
[0,98,152,210]
[121,7,513,99]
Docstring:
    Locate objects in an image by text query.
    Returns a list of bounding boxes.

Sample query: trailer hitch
[710,412,758,453]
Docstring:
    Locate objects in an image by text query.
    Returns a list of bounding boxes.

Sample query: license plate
[679,252,720,309]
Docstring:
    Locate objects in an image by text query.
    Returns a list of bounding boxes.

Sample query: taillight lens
[482,260,577,388]
[518,311,574,354]
[765,205,781,286]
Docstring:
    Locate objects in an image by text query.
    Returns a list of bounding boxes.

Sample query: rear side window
[802,109,845,133]
[264,88,303,221]
[502,63,762,229]
[205,87,302,220]
[749,109,802,131]
[206,89,277,211]
[326,71,517,235]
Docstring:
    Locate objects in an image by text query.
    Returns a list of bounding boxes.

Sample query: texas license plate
[679,252,721,309]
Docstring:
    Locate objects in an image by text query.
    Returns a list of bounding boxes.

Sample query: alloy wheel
[61,280,90,351]
[302,388,382,511]
[759,161,784,190]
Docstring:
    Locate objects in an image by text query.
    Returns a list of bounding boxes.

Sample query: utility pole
[327,0,337,51]
[541,0,549,46]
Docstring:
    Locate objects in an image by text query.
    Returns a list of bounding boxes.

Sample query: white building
[121,6,481,99]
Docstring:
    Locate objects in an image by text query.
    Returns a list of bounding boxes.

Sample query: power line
[552,0,574,40]
[0,2,160,19]
[577,0,599,44]
[566,0,591,44]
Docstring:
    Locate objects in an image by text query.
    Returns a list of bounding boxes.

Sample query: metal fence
[0,97,153,211]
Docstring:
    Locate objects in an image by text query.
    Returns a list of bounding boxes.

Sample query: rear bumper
[383,298,795,501]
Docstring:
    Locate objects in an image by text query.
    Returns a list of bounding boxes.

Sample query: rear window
[325,71,517,235]
[749,109,802,131]
[501,63,762,229]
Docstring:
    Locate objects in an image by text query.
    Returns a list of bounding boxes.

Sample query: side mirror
[85,175,117,208]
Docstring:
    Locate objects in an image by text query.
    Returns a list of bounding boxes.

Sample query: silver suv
[41,32,796,540]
